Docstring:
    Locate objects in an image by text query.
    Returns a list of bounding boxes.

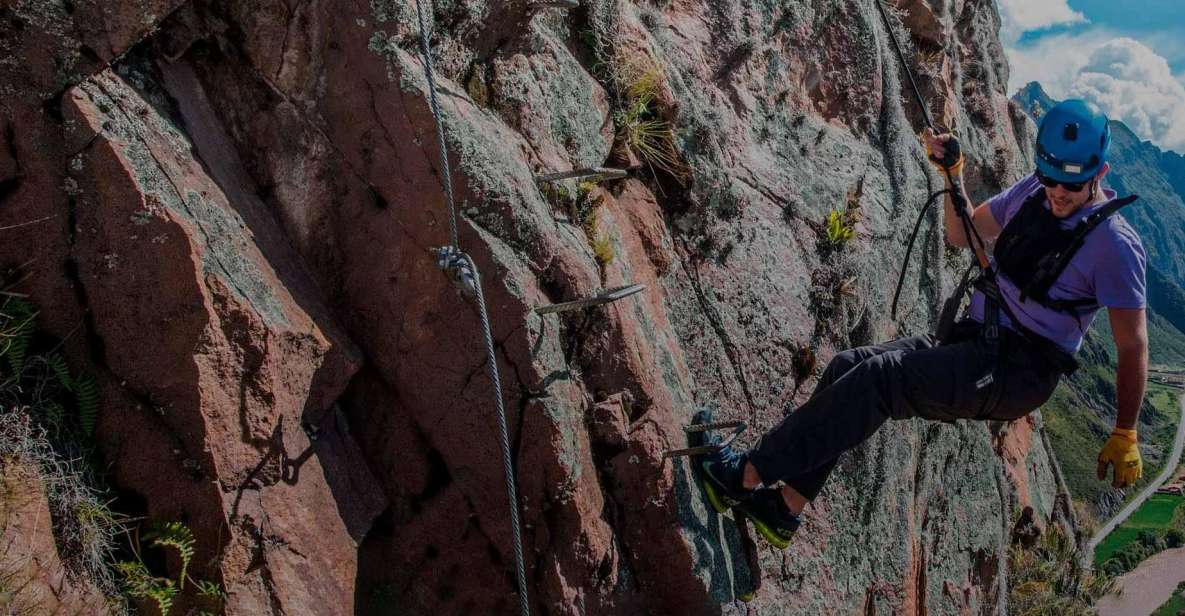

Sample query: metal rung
[664,420,747,459]
[684,420,745,433]
[534,283,645,315]
[529,0,580,10]
[535,167,628,183]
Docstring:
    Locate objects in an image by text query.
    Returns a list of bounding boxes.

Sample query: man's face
[1045,180,1093,218]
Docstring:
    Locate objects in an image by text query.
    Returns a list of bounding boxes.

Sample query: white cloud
[1006,33,1185,153]
[1005,29,1110,97]
[996,0,1087,44]
[995,1,1185,153]
[1067,38,1185,152]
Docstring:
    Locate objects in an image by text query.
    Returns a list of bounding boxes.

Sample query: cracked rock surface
[0,0,1073,614]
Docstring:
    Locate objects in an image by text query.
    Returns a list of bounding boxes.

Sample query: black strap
[974,273,1079,375]
[1023,194,1140,304]
[892,189,951,320]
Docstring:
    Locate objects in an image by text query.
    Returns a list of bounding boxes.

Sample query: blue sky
[997,0,1185,152]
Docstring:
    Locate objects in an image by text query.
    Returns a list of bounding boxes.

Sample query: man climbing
[697,99,1149,549]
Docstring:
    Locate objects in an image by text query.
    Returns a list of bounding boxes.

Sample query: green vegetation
[1008,522,1115,615]
[1,295,222,614]
[0,296,121,604]
[591,230,615,266]
[824,208,855,247]
[609,53,687,181]
[543,181,614,267]
[1152,581,1185,616]
[116,520,224,615]
[1094,493,1185,572]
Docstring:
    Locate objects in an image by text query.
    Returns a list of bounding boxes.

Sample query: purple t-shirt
[967,175,1147,353]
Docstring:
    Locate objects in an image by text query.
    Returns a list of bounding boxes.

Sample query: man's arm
[1097,307,1148,488]
[920,129,1003,249]
[940,185,1003,250]
[1110,307,1148,430]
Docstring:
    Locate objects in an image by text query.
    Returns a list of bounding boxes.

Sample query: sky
[996,0,1185,153]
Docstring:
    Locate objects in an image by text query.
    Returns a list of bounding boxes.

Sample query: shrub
[592,234,615,266]
[1166,528,1185,548]
[1008,520,1114,614]
[1,295,121,602]
[543,182,615,268]
[824,208,855,247]
[610,54,688,181]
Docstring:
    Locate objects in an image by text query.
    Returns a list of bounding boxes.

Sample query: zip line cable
[412,2,530,614]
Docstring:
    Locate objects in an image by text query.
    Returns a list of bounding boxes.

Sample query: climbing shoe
[736,489,800,550]
[698,444,754,514]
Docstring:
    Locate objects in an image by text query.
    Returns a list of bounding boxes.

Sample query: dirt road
[1095,546,1185,616]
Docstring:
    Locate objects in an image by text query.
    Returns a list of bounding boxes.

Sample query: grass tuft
[1008,522,1114,615]
[610,54,688,181]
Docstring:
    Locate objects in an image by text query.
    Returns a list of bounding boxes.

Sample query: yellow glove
[1097,428,1142,488]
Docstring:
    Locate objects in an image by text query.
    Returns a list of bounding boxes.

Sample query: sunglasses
[1035,170,1089,192]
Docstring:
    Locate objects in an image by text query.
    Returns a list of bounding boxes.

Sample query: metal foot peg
[529,0,580,10]
[535,167,628,183]
[663,420,746,459]
[534,283,645,315]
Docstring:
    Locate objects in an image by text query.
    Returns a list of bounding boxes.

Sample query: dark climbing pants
[748,324,1064,500]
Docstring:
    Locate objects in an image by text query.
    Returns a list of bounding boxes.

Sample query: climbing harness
[876,0,1125,379]
[534,283,645,315]
[413,2,530,614]
[993,191,1140,315]
[874,0,1038,397]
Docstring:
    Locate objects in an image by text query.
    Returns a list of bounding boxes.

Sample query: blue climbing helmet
[1035,99,1111,184]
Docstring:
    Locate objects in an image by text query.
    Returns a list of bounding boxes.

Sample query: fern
[46,351,73,391]
[43,401,66,434]
[1,297,36,375]
[73,371,99,437]
[116,560,178,615]
[145,521,196,589]
[195,579,223,599]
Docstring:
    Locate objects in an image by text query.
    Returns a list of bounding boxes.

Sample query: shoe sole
[739,510,792,550]
[700,468,792,550]
[699,473,733,514]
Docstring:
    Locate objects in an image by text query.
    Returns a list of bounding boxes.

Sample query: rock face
[0,0,1071,614]
[0,459,112,615]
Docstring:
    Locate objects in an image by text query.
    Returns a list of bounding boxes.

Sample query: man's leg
[745,334,1000,493]
[760,336,938,509]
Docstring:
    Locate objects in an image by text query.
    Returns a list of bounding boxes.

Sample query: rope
[462,253,531,616]
[891,189,949,319]
[412,3,530,614]
[874,0,936,132]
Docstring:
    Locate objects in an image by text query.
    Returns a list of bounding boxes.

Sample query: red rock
[0,459,111,615]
